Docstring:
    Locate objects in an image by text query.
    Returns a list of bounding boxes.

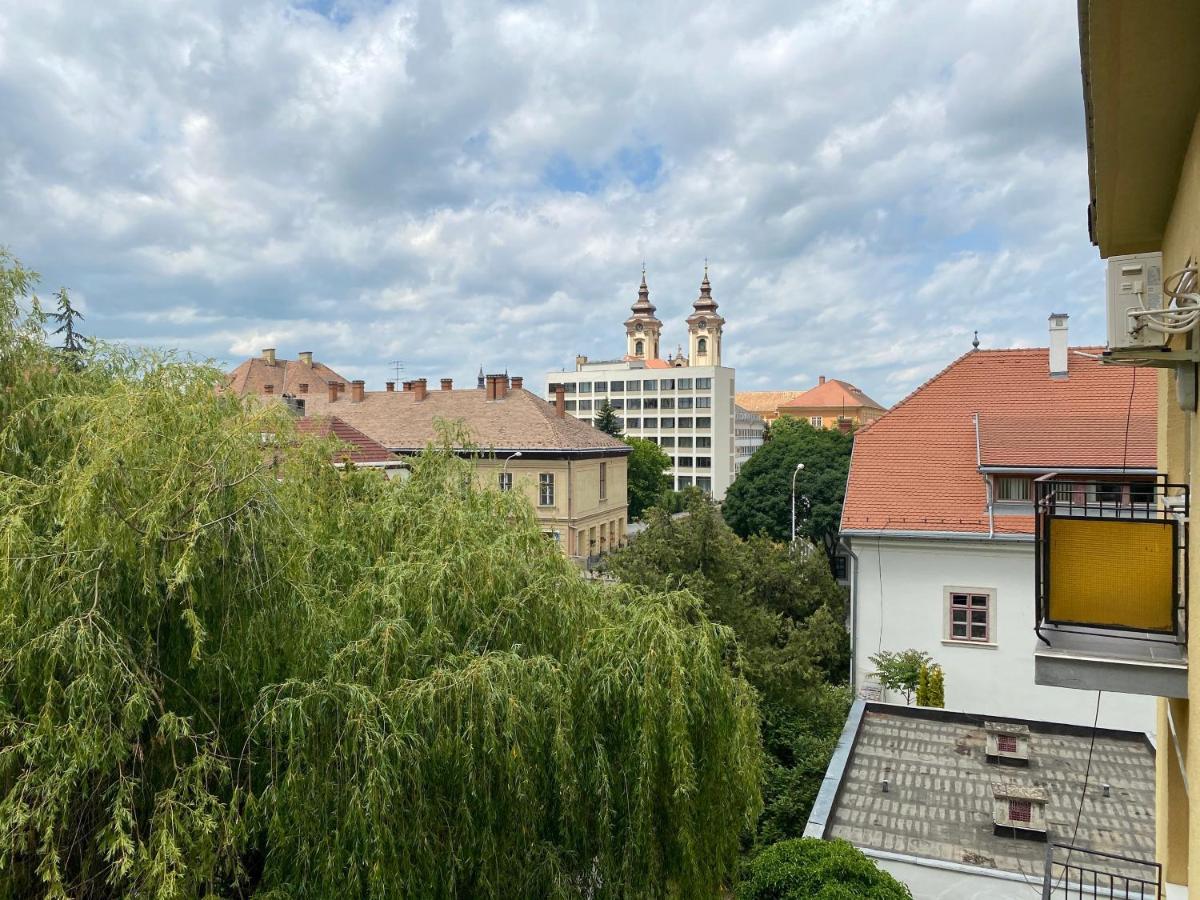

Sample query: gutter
[975,412,994,539]
[840,528,1032,543]
[837,535,860,692]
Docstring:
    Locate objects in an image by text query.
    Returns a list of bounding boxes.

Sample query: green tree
[722,417,853,558]
[625,435,672,520]
[916,663,930,706]
[869,649,933,706]
[0,254,762,899]
[607,494,851,843]
[738,839,913,899]
[593,398,622,437]
[927,664,945,708]
[50,286,87,359]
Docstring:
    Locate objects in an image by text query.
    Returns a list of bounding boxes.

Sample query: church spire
[624,267,662,360]
[686,263,725,367]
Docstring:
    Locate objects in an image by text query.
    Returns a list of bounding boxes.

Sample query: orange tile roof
[778,378,886,412]
[620,356,674,369]
[840,348,1157,536]
[228,354,350,398]
[295,415,398,465]
[734,390,806,414]
[302,386,631,454]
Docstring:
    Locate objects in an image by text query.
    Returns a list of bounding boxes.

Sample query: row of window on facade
[497,464,608,507]
[563,396,713,411]
[560,377,714,394]
[644,435,713,449]
[992,475,1155,506]
[620,416,713,430]
[677,475,713,492]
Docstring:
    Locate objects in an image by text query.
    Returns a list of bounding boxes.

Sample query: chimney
[298,383,309,394]
[262,348,276,366]
[575,355,588,371]
[402,381,413,392]
[984,722,1032,767]
[299,351,313,366]
[328,381,339,402]
[553,383,566,417]
[512,376,524,390]
[385,381,395,392]
[263,384,274,395]
[351,380,365,403]
[441,378,453,391]
[486,374,505,401]
[1049,313,1069,377]
[819,375,826,385]
[497,375,508,400]
[413,378,428,401]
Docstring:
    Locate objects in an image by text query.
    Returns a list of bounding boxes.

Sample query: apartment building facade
[1064,4,1200,893]
[545,269,739,499]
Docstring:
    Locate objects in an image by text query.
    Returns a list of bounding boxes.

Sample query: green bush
[739,838,913,899]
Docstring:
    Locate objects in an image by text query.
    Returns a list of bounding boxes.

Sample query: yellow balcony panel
[1046,517,1176,633]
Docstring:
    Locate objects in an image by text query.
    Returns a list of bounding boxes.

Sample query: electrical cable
[1050,691,1102,894]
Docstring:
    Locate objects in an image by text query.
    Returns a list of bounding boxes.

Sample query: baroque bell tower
[624,268,663,360]
[686,264,724,366]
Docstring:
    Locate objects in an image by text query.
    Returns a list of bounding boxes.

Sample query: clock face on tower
[636,323,643,332]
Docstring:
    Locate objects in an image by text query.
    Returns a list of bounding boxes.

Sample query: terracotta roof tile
[295,415,398,464]
[734,390,806,413]
[228,354,351,399]
[840,348,1157,536]
[302,386,631,454]
[778,378,886,412]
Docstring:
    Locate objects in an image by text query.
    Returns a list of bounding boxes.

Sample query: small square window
[947,590,992,643]
[995,476,1031,502]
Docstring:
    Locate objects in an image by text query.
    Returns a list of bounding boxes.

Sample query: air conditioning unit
[1106,252,1165,350]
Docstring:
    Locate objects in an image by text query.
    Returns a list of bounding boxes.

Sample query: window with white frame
[995,476,1031,502]
[498,472,513,492]
[599,462,607,500]
[538,473,555,506]
[810,416,823,428]
[946,588,993,643]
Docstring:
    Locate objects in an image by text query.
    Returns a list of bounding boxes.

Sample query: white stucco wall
[846,535,1155,735]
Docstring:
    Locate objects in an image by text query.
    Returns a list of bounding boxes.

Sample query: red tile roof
[295,415,399,465]
[778,378,885,412]
[840,348,1157,536]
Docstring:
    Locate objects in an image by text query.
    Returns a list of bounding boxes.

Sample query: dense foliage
[738,839,913,900]
[605,495,851,844]
[722,418,853,556]
[624,436,672,520]
[0,252,763,899]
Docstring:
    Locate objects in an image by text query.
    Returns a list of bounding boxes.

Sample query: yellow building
[1044,3,1200,893]
[736,376,886,429]
[230,353,630,562]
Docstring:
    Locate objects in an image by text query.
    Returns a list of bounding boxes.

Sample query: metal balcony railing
[1034,474,1187,645]
[1042,842,1162,899]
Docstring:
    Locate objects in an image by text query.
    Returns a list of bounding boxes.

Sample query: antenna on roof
[389,360,405,381]
[972,331,980,351]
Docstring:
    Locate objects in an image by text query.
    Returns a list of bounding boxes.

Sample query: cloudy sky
[0,0,1098,404]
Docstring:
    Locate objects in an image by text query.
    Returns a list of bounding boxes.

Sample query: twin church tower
[623,267,725,367]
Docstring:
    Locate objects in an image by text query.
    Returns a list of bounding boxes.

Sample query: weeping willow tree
[0,252,762,899]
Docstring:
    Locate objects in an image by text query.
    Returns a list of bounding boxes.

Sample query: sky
[0,0,1100,405]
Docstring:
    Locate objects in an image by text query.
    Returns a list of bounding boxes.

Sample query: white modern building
[839,316,1158,735]
[545,269,738,499]
[734,404,765,475]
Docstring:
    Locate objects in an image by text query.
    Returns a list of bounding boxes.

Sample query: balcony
[1034,475,1189,698]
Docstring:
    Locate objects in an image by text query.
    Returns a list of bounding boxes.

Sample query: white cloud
[0,0,1100,404]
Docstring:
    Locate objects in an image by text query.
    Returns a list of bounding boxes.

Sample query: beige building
[230,352,630,561]
[737,376,885,431]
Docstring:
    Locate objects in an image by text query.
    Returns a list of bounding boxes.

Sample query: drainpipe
[975,413,994,539]
[838,536,860,693]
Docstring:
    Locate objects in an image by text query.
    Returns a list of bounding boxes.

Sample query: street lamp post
[791,462,805,546]
[502,451,522,487]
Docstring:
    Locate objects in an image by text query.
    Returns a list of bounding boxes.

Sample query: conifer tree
[594,398,623,437]
[50,286,87,359]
